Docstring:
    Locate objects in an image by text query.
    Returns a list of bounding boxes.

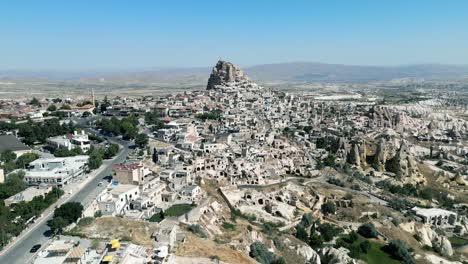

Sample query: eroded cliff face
[207,60,249,90]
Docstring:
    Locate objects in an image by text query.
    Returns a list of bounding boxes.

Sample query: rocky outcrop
[359,140,367,167]
[296,245,321,264]
[348,141,361,167]
[319,247,357,264]
[348,140,367,167]
[423,254,462,264]
[416,225,453,256]
[372,138,387,172]
[207,60,249,90]
[386,140,425,184]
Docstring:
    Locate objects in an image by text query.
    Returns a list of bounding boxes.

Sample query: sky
[1,0,468,70]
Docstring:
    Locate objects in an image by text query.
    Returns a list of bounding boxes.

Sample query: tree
[15,152,39,169]
[318,223,343,242]
[386,240,415,264]
[145,110,165,129]
[29,97,41,106]
[249,242,282,264]
[47,104,57,112]
[359,240,371,254]
[53,202,83,224]
[295,226,308,242]
[0,150,17,163]
[321,201,336,215]
[308,232,323,249]
[100,95,110,112]
[357,223,378,238]
[48,216,68,234]
[87,149,103,170]
[299,213,313,228]
[60,104,71,110]
[103,143,119,159]
[0,171,26,200]
[323,154,336,167]
[135,133,149,148]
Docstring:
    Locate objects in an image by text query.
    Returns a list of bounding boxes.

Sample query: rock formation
[416,225,453,256]
[348,141,361,167]
[386,140,425,184]
[319,247,357,264]
[207,60,249,90]
[348,139,367,167]
[373,138,387,172]
[296,245,321,264]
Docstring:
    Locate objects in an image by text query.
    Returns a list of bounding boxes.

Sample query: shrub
[359,240,371,254]
[318,223,343,242]
[299,213,313,228]
[321,201,336,215]
[346,231,359,243]
[295,226,308,242]
[94,210,102,218]
[308,233,323,249]
[187,224,206,238]
[77,217,94,226]
[222,222,236,230]
[385,240,415,264]
[357,223,378,238]
[249,242,284,264]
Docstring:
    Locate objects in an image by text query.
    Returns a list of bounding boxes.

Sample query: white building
[24,155,89,187]
[46,131,91,152]
[97,183,140,216]
[412,207,458,226]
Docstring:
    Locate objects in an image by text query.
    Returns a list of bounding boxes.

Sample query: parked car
[30,244,41,253]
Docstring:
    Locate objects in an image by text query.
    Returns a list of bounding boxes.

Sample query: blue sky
[1,0,467,70]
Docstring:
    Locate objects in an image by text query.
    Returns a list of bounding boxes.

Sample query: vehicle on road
[29,244,41,253]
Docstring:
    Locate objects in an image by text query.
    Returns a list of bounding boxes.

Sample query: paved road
[0,138,130,264]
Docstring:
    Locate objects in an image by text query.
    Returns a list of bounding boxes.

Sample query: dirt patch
[72,217,158,247]
[176,233,256,264]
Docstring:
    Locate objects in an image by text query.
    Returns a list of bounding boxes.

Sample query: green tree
[103,143,119,159]
[47,105,57,112]
[386,240,415,264]
[299,213,313,228]
[48,216,68,234]
[135,133,149,148]
[53,202,83,224]
[15,153,39,169]
[87,149,103,170]
[321,201,336,215]
[308,232,323,249]
[0,171,26,200]
[0,150,17,163]
[318,223,343,242]
[60,104,71,110]
[295,226,308,242]
[29,97,41,106]
[359,240,371,254]
[357,223,378,238]
[249,242,281,264]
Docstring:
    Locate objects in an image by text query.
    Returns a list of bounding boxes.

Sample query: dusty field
[73,217,158,247]
[176,233,256,264]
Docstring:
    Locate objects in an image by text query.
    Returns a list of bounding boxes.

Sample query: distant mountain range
[2,62,468,83]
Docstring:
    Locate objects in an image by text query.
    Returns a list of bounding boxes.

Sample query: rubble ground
[68,216,158,247]
[176,233,256,264]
